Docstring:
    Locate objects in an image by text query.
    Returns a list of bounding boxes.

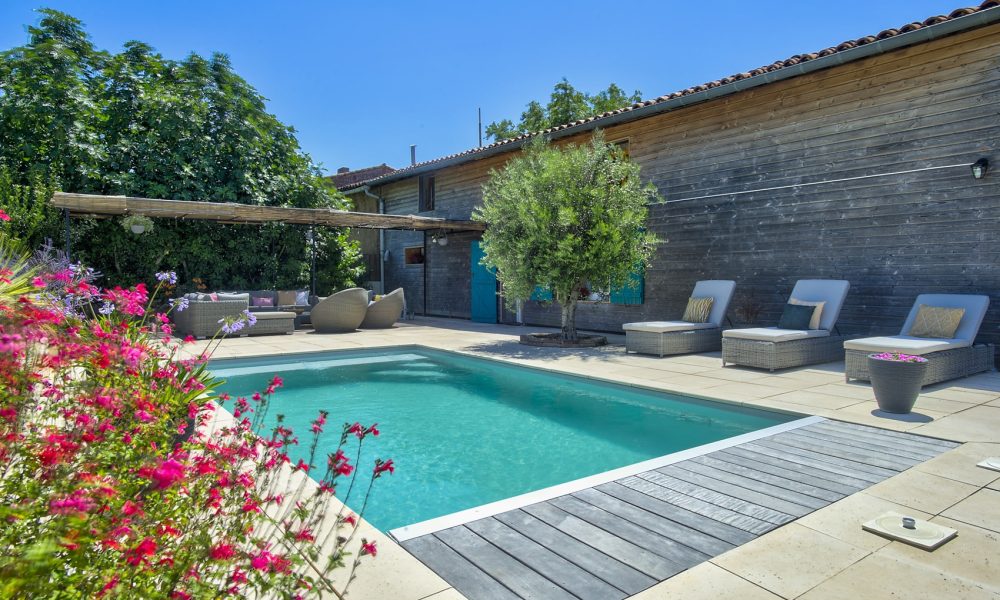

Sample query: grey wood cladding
[400,419,958,600]
[373,23,999,358]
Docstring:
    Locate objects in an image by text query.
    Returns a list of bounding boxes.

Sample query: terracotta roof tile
[341,1,999,190]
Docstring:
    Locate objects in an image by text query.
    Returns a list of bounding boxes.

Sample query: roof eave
[359,6,1000,188]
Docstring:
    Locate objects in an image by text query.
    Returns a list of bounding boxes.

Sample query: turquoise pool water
[211,347,794,532]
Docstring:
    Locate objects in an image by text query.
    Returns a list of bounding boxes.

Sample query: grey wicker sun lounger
[311,288,369,333]
[622,280,736,356]
[361,288,405,329]
[722,279,850,371]
[844,294,994,386]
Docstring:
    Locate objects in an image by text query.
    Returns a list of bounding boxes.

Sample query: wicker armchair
[172,295,250,339]
[361,288,405,329]
[310,288,369,333]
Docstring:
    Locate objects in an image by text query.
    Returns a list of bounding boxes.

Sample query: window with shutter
[418,175,435,212]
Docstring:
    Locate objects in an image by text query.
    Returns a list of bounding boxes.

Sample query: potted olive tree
[868,352,929,413]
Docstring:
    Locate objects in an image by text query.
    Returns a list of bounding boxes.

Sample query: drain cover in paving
[862,511,957,551]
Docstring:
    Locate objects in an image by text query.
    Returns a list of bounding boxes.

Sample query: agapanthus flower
[155,271,178,285]
[169,297,190,313]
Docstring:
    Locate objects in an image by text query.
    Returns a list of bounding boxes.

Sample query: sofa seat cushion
[253,311,296,321]
[844,335,969,355]
[723,327,830,342]
[623,321,718,333]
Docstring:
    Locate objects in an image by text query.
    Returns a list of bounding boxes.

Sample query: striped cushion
[908,305,964,339]
[681,296,714,323]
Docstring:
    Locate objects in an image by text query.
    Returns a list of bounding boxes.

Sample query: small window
[419,175,435,212]
[404,246,425,266]
[610,138,630,158]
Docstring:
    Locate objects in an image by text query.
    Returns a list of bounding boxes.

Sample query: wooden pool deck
[400,418,958,600]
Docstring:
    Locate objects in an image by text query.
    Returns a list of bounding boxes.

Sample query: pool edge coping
[388,414,826,543]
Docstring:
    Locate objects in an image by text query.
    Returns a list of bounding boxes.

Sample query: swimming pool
[210,347,797,533]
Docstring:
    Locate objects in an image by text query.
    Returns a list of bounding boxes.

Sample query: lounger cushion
[907,305,965,339]
[789,298,825,330]
[723,327,831,342]
[778,303,815,331]
[844,335,970,355]
[623,321,718,333]
[681,297,714,323]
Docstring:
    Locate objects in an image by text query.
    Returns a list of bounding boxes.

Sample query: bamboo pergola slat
[50,192,486,232]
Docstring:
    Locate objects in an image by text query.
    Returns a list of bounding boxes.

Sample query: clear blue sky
[0,1,968,175]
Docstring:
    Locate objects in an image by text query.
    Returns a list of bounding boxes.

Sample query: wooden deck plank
[435,526,578,600]
[401,534,521,600]
[717,446,871,493]
[819,420,958,450]
[635,471,795,526]
[619,475,777,535]
[792,426,937,463]
[596,481,757,545]
[466,518,626,600]
[550,495,711,568]
[804,422,947,458]
[494,509,656,595]
[689,454,846,503]
[523,502,684,580]
[572,487,736,556]
[775,431,919,471]
[735,441,886,485]
[657,464,816,517]
[749,439,896,481]
[672,460,831,509]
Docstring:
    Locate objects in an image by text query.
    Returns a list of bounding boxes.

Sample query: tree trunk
[560,300,578,342]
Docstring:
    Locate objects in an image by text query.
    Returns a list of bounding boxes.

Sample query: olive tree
[474,134,660,342]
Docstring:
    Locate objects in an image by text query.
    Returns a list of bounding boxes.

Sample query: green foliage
[0,169,61,250]
[485,79,642,142]
[474,133,660,340]
[0,9,361,291]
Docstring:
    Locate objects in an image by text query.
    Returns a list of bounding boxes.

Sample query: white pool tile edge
[389,414,827,542]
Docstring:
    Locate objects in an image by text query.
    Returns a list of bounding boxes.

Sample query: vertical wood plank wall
[377,23,1000,351]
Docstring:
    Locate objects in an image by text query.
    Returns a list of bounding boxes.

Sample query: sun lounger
[623,280,736,356]
[722,279,850,371]
[844,294,993,385]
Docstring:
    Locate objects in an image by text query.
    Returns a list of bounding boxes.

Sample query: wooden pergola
[50,192,485,232]
[51,191,485,301]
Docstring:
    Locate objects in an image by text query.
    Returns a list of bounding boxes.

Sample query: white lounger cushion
[844,335,969,355]
[723,327,831,342]
[623,321,718,333]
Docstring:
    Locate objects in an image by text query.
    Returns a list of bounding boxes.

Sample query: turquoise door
[470,241,497,323]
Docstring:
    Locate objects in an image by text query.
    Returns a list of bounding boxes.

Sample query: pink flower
[150,459,185,489]
[374,459,394,476]
[360,540,377,557]
[210,544,236,560]
[0,208,10,221]
[344,514,357,526]
[125,537,157,566]
[249,551,273,571]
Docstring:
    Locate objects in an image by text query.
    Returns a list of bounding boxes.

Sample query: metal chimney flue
[410,144,416,166]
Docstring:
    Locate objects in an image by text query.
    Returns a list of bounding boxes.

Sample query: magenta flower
[870,352,928,363]
[150,459,185,489]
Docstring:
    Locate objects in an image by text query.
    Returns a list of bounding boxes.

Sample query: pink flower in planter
[870,352,928,363]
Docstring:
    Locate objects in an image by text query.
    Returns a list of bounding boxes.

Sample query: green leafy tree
[0,9,361,291]
[485,79,642,142]
[474,133,660,341]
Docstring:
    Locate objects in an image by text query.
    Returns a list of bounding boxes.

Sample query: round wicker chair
[310,288,369,333]
[361,288,405,329]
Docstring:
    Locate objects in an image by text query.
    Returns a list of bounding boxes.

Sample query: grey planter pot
[868,355,928,414]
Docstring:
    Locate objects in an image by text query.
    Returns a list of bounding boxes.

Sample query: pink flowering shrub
[0,234,390,597]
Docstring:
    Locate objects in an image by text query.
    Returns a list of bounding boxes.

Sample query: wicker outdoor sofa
[622,280,736,356]
[172,293,294,338]
[722,279,851,371]
[844,294,994,386]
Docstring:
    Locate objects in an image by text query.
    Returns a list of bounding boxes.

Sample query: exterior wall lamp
[971,158,989,179]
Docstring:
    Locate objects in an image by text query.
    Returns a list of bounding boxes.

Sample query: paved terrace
[186,318,1000,600]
